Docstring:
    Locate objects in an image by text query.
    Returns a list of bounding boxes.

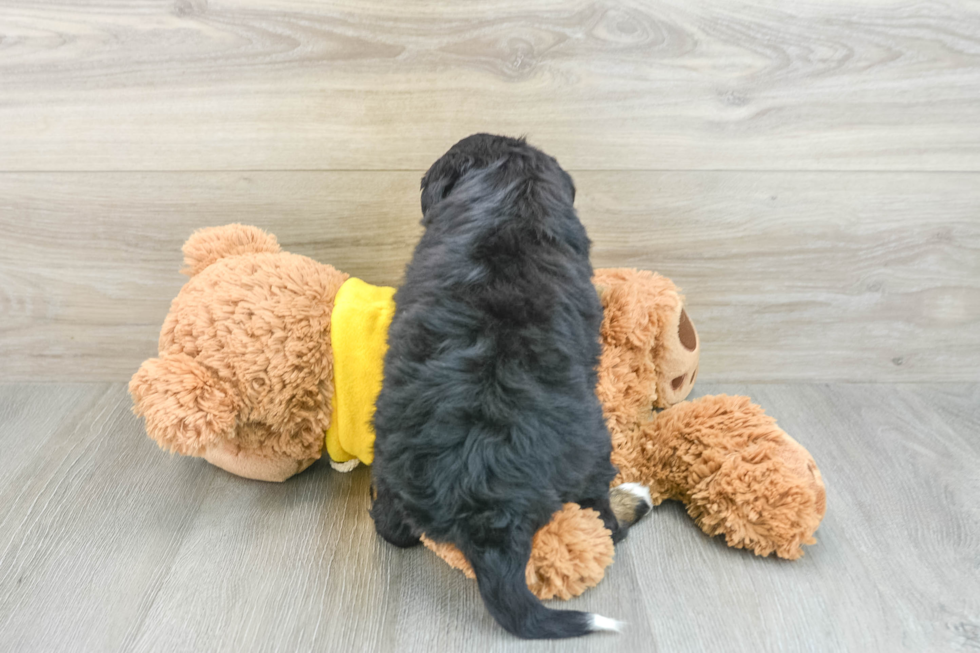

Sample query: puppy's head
[420,134,575,216]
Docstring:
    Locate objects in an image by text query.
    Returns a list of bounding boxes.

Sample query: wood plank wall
[1,0,978,382]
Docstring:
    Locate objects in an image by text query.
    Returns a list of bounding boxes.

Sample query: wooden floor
[1,382,977,652]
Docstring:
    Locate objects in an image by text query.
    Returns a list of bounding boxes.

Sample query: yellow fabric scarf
[325,277,396,467]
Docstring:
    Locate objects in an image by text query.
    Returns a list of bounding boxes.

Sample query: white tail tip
[589,614,625,633]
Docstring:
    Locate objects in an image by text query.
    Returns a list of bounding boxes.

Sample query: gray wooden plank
[126,465,396,653]
[0,384,216,652]
[0,171,424,383]
[627,382,980,653]
[0,384,104,484]
[1,382,978,652]
[583,171,980,384]
[2,171,977,383]
[1,0,979,172]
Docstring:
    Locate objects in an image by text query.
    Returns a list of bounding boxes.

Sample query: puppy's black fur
[371,134,625,639]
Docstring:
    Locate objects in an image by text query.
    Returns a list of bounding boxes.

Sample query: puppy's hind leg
[579,485,652,544]
[610,483,653,533]
[369,483,421,548]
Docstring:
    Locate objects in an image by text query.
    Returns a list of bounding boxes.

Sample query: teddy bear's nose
[678,309,697,351]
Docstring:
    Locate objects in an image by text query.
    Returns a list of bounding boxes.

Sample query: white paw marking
[616,482,652,508]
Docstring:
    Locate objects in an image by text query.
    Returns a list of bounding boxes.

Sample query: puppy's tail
[462,536,623,639]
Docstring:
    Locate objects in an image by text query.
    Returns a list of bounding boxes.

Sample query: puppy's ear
[420,151,474,215]
[563,169,576,204]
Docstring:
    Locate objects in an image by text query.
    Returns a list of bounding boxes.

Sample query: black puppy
[370,134,650,639]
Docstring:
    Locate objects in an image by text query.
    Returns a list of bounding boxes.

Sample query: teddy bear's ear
[594,269,679,349]
[181,224,281,276]
[594,269,698,428]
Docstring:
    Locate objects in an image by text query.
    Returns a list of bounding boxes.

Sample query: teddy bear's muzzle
[656,307,701,408]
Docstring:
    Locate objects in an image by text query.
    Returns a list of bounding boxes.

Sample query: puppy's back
[373,135,618,639]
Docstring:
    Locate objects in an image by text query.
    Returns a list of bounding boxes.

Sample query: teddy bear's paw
[129,353,240,456]
[687,451,825,560]
[203,438,318,482]
[423,503,615,600]
[527,504,616,600]
[636,394,825,560]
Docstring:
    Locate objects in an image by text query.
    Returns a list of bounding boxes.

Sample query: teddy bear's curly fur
[130,225,346,480]
[131,224,826,603]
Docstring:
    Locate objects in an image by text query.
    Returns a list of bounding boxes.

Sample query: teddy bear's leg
[423,504,615,601]
[129,353,240,456]
[201,380,333,482]
[202,424,319,483]
[202,416,326,482]
[632,395,826,559]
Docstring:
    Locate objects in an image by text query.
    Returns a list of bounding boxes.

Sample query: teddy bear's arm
[423,503,615,601]
[637,395,826,560]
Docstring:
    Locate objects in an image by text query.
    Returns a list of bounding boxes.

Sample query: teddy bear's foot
[638,394,826,560]
[130,353,240,456]
[424,503,615,600]
[203,437,318,483]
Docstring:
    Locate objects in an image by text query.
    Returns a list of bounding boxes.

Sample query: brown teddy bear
[130,224,826,601]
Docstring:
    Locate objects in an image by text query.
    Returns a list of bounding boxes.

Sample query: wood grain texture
[0,171,425,382]
[1,170,977,382]
[582,171,980,382]
[1,0,979,171]
[1,382,977,652]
